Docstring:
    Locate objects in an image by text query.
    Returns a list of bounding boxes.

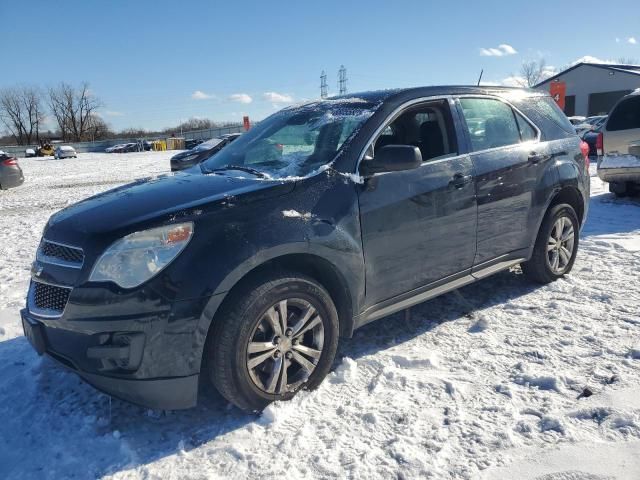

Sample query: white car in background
[575,115,607,137]
[54,146,77,159]
[25,148,36,158]
[597,90,640,196]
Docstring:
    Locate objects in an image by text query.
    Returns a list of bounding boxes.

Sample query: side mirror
[360,145,422,176]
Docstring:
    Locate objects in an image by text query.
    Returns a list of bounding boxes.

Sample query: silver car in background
[598,90,640,196]
[54,146,77,159]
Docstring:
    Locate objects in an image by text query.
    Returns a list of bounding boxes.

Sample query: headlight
[89,222,194,288]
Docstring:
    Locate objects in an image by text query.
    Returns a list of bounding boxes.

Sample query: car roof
[327,85,545,104]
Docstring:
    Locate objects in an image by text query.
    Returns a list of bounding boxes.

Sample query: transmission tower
[320,70,328,99]
[338,65,347,95]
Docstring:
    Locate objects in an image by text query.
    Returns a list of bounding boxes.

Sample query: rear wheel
[207,272,339,411]
[522,204,579,284]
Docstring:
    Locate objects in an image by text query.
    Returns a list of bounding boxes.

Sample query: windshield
[200,98,379,179]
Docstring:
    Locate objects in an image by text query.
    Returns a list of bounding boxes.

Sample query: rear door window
[607,95,640,131]
[459,98,522,151]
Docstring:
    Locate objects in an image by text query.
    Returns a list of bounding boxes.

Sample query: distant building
[535,62,640,117]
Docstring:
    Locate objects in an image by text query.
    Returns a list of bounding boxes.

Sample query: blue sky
[1,0,638,131]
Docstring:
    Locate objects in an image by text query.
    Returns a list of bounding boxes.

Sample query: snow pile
[0,155,639,479]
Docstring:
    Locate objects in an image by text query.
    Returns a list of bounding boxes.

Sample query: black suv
[22,87,589,411]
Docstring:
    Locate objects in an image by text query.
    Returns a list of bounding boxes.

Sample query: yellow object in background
[152,140,167,151]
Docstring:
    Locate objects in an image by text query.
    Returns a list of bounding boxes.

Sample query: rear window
[607,95,640,131]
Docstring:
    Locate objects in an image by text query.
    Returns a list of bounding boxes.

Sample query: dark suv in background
[170,133,242,171]
[22,86,589,411]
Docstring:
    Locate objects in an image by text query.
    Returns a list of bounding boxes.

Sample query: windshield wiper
[205,165,266,178]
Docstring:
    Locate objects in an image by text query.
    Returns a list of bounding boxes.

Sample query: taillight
[596,132,604,157]
[1,158,18,166]
[580,140,590,169]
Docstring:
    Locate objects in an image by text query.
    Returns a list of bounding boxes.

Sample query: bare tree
[168,117,220,133]
[519,59,548,87]
[0,86,44,145]
[48,82,102,141]
[86,114,112,141]
[616,57,640,65]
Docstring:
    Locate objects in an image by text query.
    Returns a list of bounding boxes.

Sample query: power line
[320,70,328,99]
[338,65,347,95]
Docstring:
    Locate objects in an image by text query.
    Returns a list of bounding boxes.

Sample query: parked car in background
[170,133,242,171]
[0,152,25,189]
[185,138,204,150]
[21,86,590,411]
[105,141,150,153]
[25,148,36,158]
[580,116,607,155]
[105,144,125,153]
[54,146,77,159]
[597,90,640,196]
[575,115,607,137]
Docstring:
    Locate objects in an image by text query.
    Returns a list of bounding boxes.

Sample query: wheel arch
[547,185,585,225]
[526,184,585,261]
[228,253,354,336]
[198,252,356,367]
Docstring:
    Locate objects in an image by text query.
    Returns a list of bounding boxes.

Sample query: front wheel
[207,272,339,411]
[522,203,579,284]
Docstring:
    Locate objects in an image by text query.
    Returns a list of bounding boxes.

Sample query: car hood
[45,170,295,243]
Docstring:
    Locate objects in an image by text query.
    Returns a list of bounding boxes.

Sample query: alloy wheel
[546,216,575,274]
[246,298,324,395]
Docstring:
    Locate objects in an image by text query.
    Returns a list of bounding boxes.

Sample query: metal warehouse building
[535,62,640,117]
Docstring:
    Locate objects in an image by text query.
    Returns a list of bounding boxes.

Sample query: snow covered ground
[1,152,639,479]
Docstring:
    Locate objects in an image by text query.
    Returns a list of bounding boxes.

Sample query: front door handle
[449,173,472,188]
[528,152,551,163]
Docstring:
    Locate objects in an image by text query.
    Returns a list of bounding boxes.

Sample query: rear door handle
[449,173,472,188]
[528,152,551,163]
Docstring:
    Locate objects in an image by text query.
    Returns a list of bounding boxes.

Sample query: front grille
[38,240,84,267]
[29,281,71,317]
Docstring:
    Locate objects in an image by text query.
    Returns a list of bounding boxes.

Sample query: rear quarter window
[607,95,640,131]
[513,96,576,140]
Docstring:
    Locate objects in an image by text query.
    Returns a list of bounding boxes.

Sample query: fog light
[87,332,145,371]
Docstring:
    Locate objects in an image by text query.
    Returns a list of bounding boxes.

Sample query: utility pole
[320,70,328,99]
[338,65,347,95]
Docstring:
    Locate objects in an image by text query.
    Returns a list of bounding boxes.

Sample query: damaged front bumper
[21,308,200,410]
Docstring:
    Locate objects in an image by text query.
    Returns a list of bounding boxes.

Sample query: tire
[522,203,579,284]
[609,181,628,197]
[207,272,339,411]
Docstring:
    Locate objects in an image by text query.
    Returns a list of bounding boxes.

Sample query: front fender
[183,170,365,373]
